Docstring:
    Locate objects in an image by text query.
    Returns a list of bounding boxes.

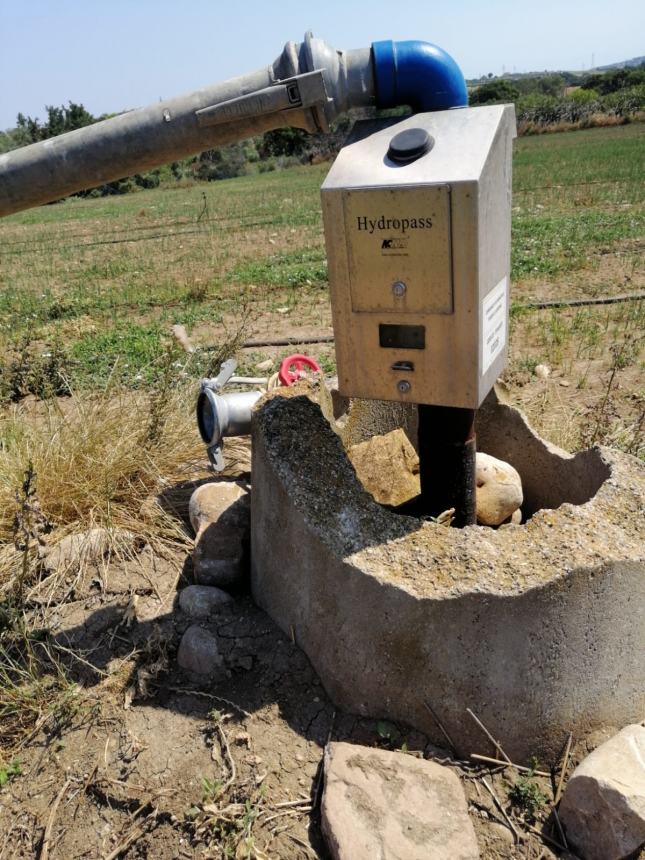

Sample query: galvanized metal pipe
[0,34,374,217]
[417,405,477,527]
[0,33,467,218]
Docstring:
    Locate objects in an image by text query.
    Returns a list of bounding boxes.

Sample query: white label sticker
[482,277,507,374]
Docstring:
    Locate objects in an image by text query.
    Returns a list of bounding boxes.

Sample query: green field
[0,123,643,452]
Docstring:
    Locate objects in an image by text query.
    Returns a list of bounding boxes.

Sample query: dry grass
[0,377,212,759]
[0,383,207,587]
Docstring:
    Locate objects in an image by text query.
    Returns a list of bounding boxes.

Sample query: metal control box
[321,104,516,407]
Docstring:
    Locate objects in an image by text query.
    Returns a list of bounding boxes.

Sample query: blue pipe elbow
[372,40,468,112]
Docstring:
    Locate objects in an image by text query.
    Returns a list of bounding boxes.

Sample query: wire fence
[1,177,641,257]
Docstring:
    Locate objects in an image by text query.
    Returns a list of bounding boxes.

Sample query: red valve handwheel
[278,354,322,387]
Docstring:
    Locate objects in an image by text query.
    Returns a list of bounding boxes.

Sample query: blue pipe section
[372,40,468,112]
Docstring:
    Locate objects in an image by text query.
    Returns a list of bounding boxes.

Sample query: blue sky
[1,0,643,128]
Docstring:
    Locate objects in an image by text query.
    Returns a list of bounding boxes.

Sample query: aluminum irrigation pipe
[0,34,466,217]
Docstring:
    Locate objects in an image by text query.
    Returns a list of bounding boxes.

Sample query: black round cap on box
[387,127,434,164]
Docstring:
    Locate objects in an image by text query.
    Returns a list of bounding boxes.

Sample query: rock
[534,363,551,379]
[43,527,135,573]
[255,359,274,372]
[559,724,645,860]
[487,821,515,846]
[347,433,523,525]
[139,494,162,522]
[189,483,249,588]
[177,625,223,675]
[348,429,420,507]
[188,481,249,537]
[178,585,234,617]
[321,742,480,860]
[476,452,523,526]
[193,523,245,588]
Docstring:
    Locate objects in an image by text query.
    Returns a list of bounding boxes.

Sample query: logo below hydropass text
[381,238,408,250]
[356,215,433,234]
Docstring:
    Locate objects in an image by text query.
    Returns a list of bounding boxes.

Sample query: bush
[470,79,520,105]
[194,143,249,181]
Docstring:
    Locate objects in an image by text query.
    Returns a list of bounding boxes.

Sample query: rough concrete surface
[321,742,480,860]
[559,724,645,860]
[250,385,645,761]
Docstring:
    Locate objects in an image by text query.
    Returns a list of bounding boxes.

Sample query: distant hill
[467,57,645,85]
[597,56,645,70]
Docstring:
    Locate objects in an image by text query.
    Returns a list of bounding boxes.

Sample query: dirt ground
[0,461,600,860]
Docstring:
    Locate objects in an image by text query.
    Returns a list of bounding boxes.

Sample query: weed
[191,712,268,858]
[202,775,224,803]
[0,760,21,787]
[517,356,541,374]
[0,466,84,757]
[589,339,636,446]
[0,334,72,404]
[509,760,548,820]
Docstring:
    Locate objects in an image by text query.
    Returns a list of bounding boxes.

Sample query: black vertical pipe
[417,405,477,527]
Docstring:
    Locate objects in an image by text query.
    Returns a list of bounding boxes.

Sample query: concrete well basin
[250,386,645,761]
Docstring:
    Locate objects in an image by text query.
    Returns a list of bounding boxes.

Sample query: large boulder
[321,742,479,860]
[559,724,645,860]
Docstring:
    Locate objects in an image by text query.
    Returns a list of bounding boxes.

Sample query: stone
[559,724,645,860]
[476,452,523,526]
[43,527,135,573]
[255,359,274,372]
[178,585,234,618]
[188,481,249,537]
[321,742,480,860]
[348,428,420,507]
[534,363,551,379]
[177,625,222,675]
[189,482,249,588]
[347,430,523,523]
[193,523,245,588]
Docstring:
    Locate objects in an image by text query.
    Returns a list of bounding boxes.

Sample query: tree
[14,102,96,144]
[470,79,520,105]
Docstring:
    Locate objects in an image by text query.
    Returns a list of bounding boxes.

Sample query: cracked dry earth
[0,535,565,859]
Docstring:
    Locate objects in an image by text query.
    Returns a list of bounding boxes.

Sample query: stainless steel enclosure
[321,105,517,408]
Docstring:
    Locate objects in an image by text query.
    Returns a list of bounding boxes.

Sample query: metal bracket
[196,70,329,128]
[207,442,225,472]
[202,358,237,393]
